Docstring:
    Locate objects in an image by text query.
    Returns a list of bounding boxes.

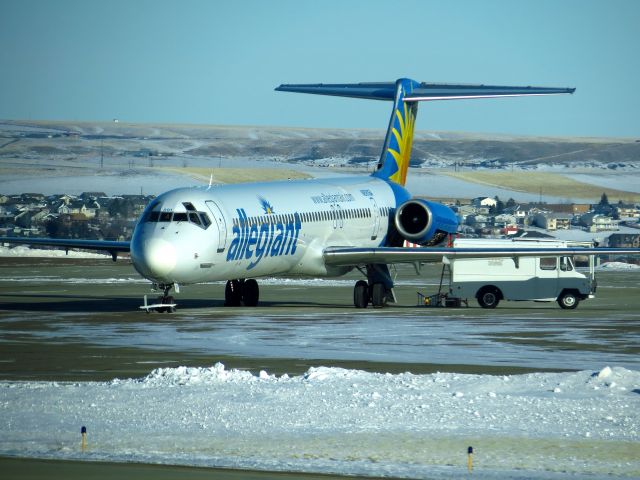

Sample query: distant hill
[1,120,639,170]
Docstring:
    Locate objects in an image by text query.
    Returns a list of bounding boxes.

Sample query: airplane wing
[323,246,640,267]
[0,236,130,261]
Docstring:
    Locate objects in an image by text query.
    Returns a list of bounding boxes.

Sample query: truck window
[560,256,574,272]
[540,257,557,270]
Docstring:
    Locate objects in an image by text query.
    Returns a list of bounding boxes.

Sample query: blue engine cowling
[394,199,459,246]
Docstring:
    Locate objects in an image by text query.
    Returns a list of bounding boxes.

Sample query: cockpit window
[143,201,211,230]
[189,212,202,225]
[200,213,211,228]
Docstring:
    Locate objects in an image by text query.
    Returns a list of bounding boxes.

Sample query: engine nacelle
[394,198,459,246]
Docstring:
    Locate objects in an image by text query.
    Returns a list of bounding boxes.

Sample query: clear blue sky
[1,0,639,138]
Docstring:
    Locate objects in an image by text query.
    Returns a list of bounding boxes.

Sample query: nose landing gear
[140,283,177,313]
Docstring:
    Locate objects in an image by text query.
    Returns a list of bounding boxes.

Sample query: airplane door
[369,197,380,240]
[205,200,228,252]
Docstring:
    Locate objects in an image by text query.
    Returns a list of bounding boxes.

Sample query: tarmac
[1,256,639,478]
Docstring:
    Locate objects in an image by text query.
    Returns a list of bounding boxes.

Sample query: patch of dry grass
[166,167,311,184]
[443,171,640,202]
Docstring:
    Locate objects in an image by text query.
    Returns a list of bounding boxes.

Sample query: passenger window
[159,212,172,222]
[173,212,188,222]
[539,257,557,271]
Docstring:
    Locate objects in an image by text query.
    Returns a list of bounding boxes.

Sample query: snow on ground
[0,245,112,259]
[0,171,203,196]
[1,365,638,478]
[597,262,640,271]
[567,173,640,194]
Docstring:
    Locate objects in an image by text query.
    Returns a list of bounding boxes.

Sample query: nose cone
[131,236,177,282]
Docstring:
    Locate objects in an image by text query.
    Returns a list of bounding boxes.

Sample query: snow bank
[0,245,111,259]
[597,261,640,271]
[1,275,146,284]
[1,364,638,478]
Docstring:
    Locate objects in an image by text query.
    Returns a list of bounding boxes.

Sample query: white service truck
[446,238,596,309]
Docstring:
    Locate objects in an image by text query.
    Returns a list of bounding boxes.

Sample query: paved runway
[1,257,639,380]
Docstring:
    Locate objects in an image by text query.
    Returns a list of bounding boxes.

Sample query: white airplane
[3,78,639,311]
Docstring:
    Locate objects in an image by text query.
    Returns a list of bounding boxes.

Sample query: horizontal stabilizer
[405,84,575,101]
[275,82,397,101]
[275,82,575,102]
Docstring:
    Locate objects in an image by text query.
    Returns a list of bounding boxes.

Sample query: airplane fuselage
[130,175,411,286]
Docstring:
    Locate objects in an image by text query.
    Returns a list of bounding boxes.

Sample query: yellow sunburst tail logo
[372,78,420,186]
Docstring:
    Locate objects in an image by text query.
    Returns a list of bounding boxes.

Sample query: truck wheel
[477,287,500,309]
[557,291,579,309]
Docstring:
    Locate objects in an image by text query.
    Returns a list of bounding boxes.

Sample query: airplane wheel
[557,290,579,309]
[477,287,500,309]
[225,280,242,306]
[156,295,166,313]
[371,283,386,308]
[165,296,176,313]
[354,280,369,308]
[242,279,260,306]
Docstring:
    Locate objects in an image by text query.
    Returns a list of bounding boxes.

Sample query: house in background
[578,213,619,232]
[532,212,571,231]
[608,233,640,248]
[472,197,497,209]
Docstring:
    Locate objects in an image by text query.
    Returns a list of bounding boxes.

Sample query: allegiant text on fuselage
[226,208,302,270]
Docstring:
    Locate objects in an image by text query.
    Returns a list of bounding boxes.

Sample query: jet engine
[394,199,459,246]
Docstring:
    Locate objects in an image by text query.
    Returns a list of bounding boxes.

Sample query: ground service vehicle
[446,238,596,309]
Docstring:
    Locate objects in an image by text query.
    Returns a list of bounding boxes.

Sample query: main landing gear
[224,279,260,307]
[353,264,395,309]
